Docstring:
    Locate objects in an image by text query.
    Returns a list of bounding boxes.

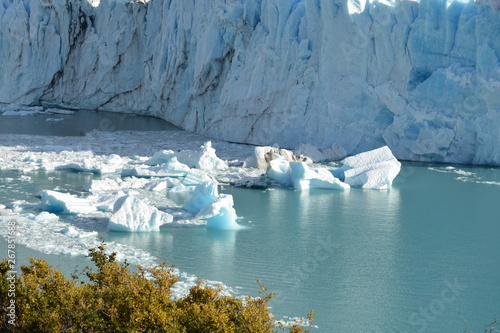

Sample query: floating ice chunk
[199,196,240,230]
[176,142,227,170]
[46,117,64,122]
[340,146,401,189]
[289,162,350,191]
[39,190,97,214]
[183,182,219,214]
[266,155,293,187]
[246,146,309,169]
[144,150,176,165]
[60,226,98,238]
[108,195,173,232]
[183,182,241,230]
[125,157,190,177]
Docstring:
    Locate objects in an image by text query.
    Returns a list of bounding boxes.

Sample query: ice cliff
[0,0,499,165]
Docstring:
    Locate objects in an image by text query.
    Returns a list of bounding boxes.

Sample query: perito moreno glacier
[0,0,499,165]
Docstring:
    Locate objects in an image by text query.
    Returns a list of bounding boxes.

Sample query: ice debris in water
[108,195,174,232]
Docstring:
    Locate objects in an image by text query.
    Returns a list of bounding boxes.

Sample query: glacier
[0,0,499,165]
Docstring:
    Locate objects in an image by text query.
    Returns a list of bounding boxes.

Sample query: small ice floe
[39,190,97,214]
[183,182,241,230]
[108,195,173,232]
[1,104,44,116]
[335,146,401,189]
[60,226,98,239]
[46,117,64,122]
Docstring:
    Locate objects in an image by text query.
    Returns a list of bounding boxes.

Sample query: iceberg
[39,190,97,215]
[289,162,350,191]
[183,182,241,230]
[183,182,219,215]
[339,146,402,189]
[266,155,293,187]
[108,195,173,232]
[266,157,349,190]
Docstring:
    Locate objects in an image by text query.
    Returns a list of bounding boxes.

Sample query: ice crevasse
[0,0,499,165]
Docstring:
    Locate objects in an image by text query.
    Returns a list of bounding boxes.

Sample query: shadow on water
[0,110,180,136]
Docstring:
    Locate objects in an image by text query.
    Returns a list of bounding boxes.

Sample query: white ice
[339,146,402,189]
[108,195,173,232]
[289,162,350,191]
[39,190,97,215]
[175,142,228,170]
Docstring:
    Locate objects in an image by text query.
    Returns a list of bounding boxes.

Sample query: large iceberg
[0,0,499,165]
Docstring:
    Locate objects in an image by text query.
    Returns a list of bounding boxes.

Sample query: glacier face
[0,0,499,165]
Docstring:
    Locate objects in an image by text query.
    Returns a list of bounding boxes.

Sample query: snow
[108,195,173,232]
[339,146,402,189]
[1,0,499,165]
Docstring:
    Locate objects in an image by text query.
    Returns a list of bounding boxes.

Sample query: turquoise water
[107,165,500,332]
[0,113,499,331]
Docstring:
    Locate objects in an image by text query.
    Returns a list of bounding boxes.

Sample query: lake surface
[0,112,499,332]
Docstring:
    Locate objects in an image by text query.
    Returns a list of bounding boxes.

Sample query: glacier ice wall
[0,0,499,165]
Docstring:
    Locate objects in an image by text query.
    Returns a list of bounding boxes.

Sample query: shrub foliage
[1,245,313,332]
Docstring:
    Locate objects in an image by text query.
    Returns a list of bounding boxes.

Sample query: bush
[1,245,314,332]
